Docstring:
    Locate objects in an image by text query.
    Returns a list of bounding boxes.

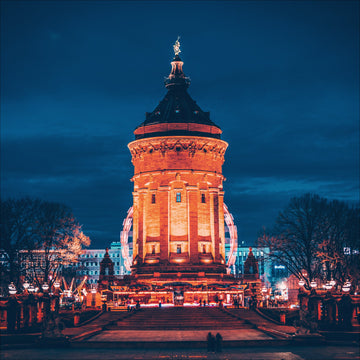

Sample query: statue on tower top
[173,36,181,56]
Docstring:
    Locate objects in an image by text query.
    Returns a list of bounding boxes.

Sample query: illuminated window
[177,245,181,254]
[201,194,206,203]
[152,194,156,204]
[176,192,181,202]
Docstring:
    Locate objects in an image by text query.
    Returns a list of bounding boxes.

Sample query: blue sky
[1,0,359,248]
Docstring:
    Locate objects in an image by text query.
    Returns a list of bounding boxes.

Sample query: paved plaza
[87,328,273,342]
[1,308,359,360]
[2,345,360,360]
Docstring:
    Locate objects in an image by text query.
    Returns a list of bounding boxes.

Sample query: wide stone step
[120,322,249,326]
[112,324,254,330]
[111,307,253,330]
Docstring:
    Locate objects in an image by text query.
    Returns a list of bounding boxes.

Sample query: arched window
[176,192,181,202]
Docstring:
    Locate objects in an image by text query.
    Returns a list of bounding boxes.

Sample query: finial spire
[165,37,190,89]
[173,36,181,56]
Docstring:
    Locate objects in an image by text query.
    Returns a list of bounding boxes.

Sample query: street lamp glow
[23,281,30,290]
[42,283,49,292]
[310,280,317,288]
[342,280,351,293]
[8,282,17,295]
[298,279,305,287]
[324,282,332,290]
[28,284,35,293]
[54,281,60,289]
[279,282,287,291]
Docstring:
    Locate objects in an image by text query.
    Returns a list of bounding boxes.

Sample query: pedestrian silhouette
[207,332,216,351]
[215,332,223,352]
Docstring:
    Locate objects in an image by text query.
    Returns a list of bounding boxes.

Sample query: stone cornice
[128,136,228,160]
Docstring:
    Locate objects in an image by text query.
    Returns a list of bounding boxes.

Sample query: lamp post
[41,283,50,324]
[53,281,61,314]
[330,280,336,288]
[324,282,332,291]
[23,281,30,293]
[8,282,17,296]
[261,286,268,307]
[6,283,18,332]
[91,287,96,308]
[310,280,317,289]
[342,280,351,293]
[25,283,37,327]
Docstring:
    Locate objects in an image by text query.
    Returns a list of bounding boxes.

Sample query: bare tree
[257,194,359,290]
[317,200,360,285]
[0,198,90,290]
[26,201,90,288]
[0,198,39,288]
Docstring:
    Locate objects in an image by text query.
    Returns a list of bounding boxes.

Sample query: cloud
[1,134,134,247]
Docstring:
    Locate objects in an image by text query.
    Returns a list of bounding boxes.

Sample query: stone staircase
[108,306,254,330]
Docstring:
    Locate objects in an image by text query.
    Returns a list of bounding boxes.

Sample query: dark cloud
[1,134,130,177]
[1,134,133,247]
[1,0,359,247]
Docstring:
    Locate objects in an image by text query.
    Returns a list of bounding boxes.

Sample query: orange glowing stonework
[97,42,262,307]
[128,46,229,277]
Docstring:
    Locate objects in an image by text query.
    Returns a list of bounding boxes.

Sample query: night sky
[1,1,359,249]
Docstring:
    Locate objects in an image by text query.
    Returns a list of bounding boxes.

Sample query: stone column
[187,186,198,263]
[37,299,43,324]
[6,297,18,333]
[23,298,29,329]
[213,192,220,262]
[159,186,169,262]
[218,190,225,262]
[137,189,145,262]
[132,191,139,261]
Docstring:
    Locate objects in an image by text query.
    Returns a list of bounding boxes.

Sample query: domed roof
[100,248,113,266]
[134,40,222,140]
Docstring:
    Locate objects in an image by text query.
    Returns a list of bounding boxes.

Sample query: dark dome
[134,51,222,140]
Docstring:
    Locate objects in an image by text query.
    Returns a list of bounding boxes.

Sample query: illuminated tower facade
[128,39,228,276]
